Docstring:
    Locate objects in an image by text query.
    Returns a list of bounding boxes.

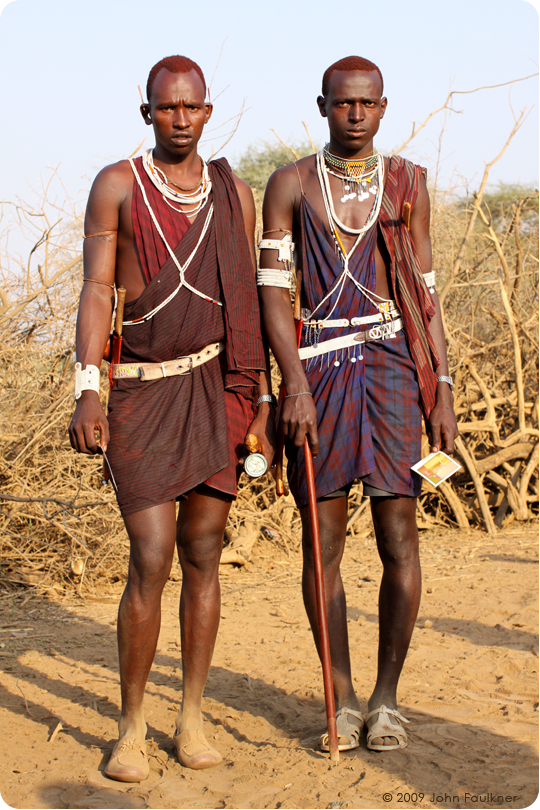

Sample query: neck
[152,141,202,170]
[327,135,375,160]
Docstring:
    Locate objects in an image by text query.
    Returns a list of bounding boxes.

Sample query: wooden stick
[109,286,126,391]
[114,286,126,338]
[304,436,339,763]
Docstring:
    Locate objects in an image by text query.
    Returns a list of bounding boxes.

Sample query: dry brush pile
[0,137,538,598]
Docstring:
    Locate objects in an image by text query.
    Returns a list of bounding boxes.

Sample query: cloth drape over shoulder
[209,158,265,396]
[378,155,439,417]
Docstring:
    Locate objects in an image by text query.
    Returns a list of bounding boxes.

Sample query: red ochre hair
[146,55,206,102]
[322,56,384,96]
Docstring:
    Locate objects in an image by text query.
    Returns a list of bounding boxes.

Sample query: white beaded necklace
[142,149,212,219]
[306,149,387,325]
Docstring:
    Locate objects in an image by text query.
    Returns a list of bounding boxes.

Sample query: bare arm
[68,164,127,455]
[259,165,319,456]
[410,178,458,453]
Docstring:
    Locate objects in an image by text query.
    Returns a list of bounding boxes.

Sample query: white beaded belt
[305,311,393,329]
[111,341,224,381]
[298,318,403,360]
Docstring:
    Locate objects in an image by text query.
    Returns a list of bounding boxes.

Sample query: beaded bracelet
[285,391,312,399]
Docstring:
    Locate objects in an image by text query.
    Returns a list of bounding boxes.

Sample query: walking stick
[273,268,339,761]
[304,437,339,763]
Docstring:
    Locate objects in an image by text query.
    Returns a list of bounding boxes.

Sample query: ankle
[368,691,397,712]
[335,689,360,713]
[118,715,147,741]
[175,705,203,735]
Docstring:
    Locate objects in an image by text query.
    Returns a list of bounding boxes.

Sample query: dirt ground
[0,523,538,810]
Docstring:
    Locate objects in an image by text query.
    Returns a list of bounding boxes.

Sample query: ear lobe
[140,104,152,125]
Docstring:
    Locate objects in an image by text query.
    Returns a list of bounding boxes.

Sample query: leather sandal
[319,707,364,752]
[104,737,149,782]
[173,729,222,769]
[365,704,410,751]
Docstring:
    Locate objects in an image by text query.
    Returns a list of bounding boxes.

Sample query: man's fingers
[441,424,456,455]
[430,421,441,453]
[82,423,99,454]
[99,418,110,452]
[307,421,319,458]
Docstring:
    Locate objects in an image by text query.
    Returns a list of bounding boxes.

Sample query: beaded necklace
[141,149,212,219]
[323,144,380,203]
[303,149,386,326]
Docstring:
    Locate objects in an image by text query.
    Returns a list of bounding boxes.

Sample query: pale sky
[0,0,538,218]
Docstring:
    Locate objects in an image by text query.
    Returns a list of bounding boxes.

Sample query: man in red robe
[69,55,273,781]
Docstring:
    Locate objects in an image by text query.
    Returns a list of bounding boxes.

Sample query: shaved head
[322,56,384,96]
[146,55,206,102]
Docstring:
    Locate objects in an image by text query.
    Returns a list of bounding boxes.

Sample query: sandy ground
[0,524,538,810]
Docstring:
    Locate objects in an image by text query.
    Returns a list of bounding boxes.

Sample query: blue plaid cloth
[286,197,422,507]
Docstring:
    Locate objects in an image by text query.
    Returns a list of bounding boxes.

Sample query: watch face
[244,453,268,478]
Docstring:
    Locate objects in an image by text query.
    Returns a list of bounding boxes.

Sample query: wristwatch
[437,375,454,390]
[255,394,278,409]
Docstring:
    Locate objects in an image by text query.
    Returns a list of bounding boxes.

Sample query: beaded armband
[257,268,293,289]
[257,232,295,289]
[258,233,295,263]
[423,271,436,294]
[74,363,101,400]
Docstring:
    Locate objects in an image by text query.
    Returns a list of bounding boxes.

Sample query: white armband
[423,271,436,294]
[257,268,293,289]
[258,233,295,263]
[74,362,101,400]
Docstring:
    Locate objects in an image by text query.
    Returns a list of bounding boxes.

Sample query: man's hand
[69,391,110,454]
[281,393,319,457]
[244,403,276,468]
[426,384,458,454]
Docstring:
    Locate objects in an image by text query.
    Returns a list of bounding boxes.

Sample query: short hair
[322,56,384,96]
[146,55,206,102]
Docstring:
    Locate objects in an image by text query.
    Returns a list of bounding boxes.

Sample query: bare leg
[300,495,359,714]
[367,496,421,747]
[106,501,178,780]
[174,484,231,767]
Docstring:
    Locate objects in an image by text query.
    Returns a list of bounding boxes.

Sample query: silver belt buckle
[176,356,194,375]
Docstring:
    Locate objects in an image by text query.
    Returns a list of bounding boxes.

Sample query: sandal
[104,736,149,782]
[319,707,364,752]
[365,704,410,751]
[173,729,222,770]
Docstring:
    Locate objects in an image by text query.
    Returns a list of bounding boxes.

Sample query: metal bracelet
[437,375,454,390]
[285,391,312,399]
[255,394,277,409]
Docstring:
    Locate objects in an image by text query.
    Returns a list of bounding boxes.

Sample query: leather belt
[111,341,224,381]
[298,318,403,360]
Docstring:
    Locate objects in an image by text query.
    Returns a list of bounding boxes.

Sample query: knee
[302,529,345,572]
[127,545,173,593]
[377,529,419,570]
[178,527,223,577]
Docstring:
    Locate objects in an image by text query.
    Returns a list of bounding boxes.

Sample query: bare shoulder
[232,172,255,210]
[85,159,134,230]
[90,159,133,200]
[265,155,316,209]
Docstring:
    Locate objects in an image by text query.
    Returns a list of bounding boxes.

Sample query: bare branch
[392,72,538,155]
[302,121,316,154]
[269,130,300,161]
